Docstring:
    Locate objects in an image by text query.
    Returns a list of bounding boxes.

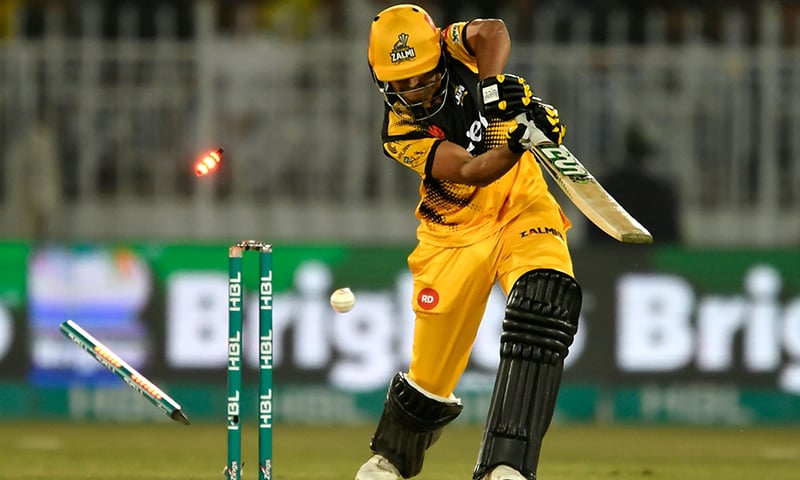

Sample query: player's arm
[430,140,520,187]
[430,115,548,187]
[462,19,511,80]
[463,20,542,125]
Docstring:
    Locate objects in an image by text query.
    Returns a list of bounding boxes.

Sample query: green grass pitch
[0,421,798,479]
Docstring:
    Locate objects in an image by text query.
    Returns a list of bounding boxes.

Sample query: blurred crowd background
[5,1,799,44]
[0,0,798,246]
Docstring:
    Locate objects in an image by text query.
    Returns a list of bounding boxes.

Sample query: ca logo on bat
[539,146,591,183]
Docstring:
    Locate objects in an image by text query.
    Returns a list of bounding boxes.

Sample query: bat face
[531,144,653,244]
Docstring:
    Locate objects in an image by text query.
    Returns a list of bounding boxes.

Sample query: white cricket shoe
[482,465,527,480]
[355,454,402,480]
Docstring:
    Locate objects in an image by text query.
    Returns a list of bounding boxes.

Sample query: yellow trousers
[406,192,574,397]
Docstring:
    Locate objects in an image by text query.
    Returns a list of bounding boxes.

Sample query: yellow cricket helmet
[368,4,442,82]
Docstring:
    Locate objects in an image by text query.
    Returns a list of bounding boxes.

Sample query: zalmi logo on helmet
[390,33,416,64]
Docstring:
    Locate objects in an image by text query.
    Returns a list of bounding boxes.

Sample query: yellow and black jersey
[381,22,550,247]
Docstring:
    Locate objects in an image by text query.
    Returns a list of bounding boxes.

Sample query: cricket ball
[330,287,356,313]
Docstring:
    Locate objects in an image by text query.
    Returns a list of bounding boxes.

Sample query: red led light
[94,346,122,367]
[132,373,163,399]
[195,149,223,176]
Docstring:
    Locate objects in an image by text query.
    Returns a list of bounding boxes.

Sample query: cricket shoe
[355,454,401,480]
[481,465,528,480]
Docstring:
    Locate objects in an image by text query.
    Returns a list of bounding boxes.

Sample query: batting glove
[480,74,535,120]
[532,102,567,145]
[506,112,550,154]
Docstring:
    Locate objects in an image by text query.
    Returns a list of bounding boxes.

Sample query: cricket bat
[530,142,653,244]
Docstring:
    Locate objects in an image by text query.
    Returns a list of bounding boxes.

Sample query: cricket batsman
[355,4,582,480]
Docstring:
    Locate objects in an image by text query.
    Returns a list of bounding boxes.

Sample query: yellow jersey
[380,22,551,247]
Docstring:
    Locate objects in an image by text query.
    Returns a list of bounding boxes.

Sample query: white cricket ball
[330,287,356,313]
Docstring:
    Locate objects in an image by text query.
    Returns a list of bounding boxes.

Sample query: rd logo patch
[417,288,439,310]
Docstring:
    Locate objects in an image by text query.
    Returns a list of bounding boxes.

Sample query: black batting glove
[479,74,535,120]
[532,102,567,145]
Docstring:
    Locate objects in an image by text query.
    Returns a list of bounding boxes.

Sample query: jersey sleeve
[381,108,442,176]
[441,22,478,74]
[383,136,440,176]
